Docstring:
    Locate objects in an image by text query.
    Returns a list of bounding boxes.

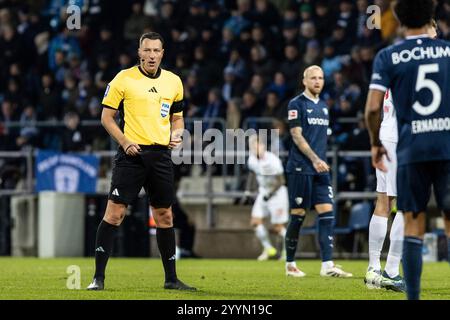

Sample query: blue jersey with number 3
[286,93,329,175]
[370,36,450,166]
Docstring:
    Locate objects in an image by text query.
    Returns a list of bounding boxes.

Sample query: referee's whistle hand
[169,138,182,149]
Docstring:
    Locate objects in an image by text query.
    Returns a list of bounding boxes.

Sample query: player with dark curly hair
[366,0,450,300]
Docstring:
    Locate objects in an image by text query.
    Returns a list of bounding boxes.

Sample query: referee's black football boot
[164,279,197,291]
[87,278,104,291]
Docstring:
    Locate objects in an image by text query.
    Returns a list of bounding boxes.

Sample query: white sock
[368,215,388,271]
[255,224,272,249]
[385,211,404,277]
[286,261,297,269]
[278,227,286,251]
[322,260,334,270]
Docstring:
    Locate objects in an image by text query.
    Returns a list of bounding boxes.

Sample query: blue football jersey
[370,35,450,165]
[287,93,329,175]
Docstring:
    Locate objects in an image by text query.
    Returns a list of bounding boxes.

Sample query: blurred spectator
[262,90,284,119]
[173,53,191,80]
[16,104,39,149]
[299,40,322,77]
[249,44,275,82]
[271,118,290,154]
[298,21,316,54]
[61,74,79,115]
[0,24,26,70]
[124,1,151,43]
[336,0,356,38]
[203,88,226,131]
[225,47,247,80]
[218,26,236,60]
[78,74,98,119]
[62,111,87,152]
[437,17,450,40]
[314,1,335,41]
[328,25,353,56]
[248,73,266,103]
[154,0,180,43]
[240,89,261,127]
[207,3,227,37]
[83,98,109,151]
[191,44,222,87]
[185,1,208,41]
[53,49,69,84]
[299,3,314,23]
[118,51,134,71]
[226,97,242,130]
[222,66,245,103]
[48,26,81,71]
[267,72,288,102]
[4,78,23,108]
[94,55,115,92]
[280,44,302,89]
[282,19,299,46]
[341,46,369,88]
[223,0,252,36]
[38,73,61,120]
[184,70,207,117]
[91,26,117,67]
[0,100,19,150]
[356,0,369,38]
[321,42,343,82]
[375,0,399,42]
[253,0,280,32]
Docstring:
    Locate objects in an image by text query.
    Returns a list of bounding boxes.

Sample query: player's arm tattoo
[290,126,320,163]
[364,89,384,146]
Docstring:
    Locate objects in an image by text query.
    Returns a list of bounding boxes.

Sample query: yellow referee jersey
[102,65,184,146]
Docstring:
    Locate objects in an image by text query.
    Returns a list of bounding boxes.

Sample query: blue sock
[318,211,334,262]
[402,236,423,300]
[285,215,305,262]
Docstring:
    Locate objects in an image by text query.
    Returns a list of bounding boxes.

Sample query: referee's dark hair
[393,0,436,29]
[139,32,164,47]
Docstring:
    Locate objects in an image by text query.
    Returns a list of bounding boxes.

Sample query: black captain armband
[170,100,184,114]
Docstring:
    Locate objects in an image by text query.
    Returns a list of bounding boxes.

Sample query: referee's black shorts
[108,145,174,208]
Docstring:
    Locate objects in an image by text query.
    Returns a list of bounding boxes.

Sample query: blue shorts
[287,173,334,210]
[397,161,450,213]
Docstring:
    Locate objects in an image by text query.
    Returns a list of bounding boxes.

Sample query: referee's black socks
[156,227,177,283]
[94,220,119,281]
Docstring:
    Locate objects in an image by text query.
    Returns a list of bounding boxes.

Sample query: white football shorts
[251,186,289,224]
[376,140,397,197]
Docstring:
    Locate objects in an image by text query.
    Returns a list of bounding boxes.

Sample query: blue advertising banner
[35,150,99,193]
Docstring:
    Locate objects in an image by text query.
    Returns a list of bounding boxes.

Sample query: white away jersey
[248,151,284,194]
[379,89,398,143]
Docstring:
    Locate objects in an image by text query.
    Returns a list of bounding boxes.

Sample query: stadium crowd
[1,0,450,192]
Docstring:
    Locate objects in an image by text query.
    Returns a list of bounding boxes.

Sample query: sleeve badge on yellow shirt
[161,102,170,118]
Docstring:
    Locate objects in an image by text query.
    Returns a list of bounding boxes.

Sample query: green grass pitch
[0,258,449,300]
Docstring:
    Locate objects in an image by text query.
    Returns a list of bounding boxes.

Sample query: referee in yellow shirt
[87,32,196,291]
